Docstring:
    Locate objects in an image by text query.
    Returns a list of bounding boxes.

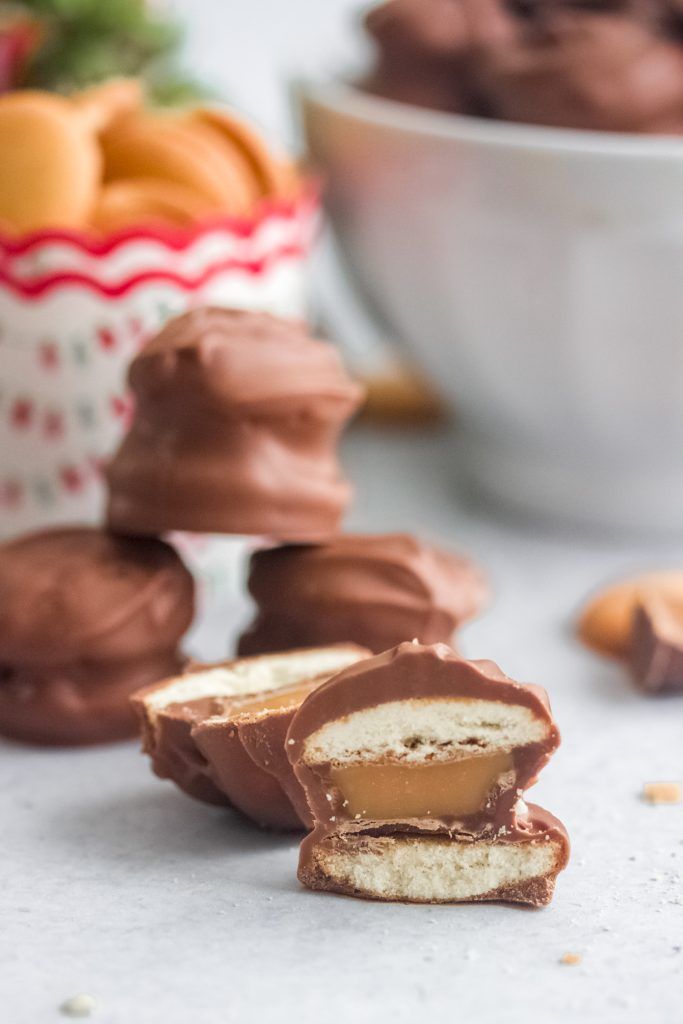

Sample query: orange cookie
[90,177,217,233]
[101,112,257,215]
[71,78,144,133]
[0,91,101,233]
[189,106,299,199]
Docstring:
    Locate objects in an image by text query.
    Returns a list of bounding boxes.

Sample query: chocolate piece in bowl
[630,596,683,693]
[0,528,194,746]
[132,644,369,829]
[476,11,683,132]
[106,308,365,540]
[287,642,568,904]
[238,533,489,657]
[364,0,518,113]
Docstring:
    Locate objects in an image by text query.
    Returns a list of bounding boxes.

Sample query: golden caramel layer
[329,751,513,820]
[232,680,319,716]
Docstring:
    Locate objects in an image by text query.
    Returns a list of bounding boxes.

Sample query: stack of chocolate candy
[287,642,569,905]
[0,305,570,905]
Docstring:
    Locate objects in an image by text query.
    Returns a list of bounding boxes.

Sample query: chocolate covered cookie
[106,308,364,540]
[238,533,489,656]
[287,642,568,904]
[0,527,194,746]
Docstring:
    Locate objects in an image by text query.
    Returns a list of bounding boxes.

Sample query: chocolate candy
[363,0,683,134]
[364,0,518,113]
[287,642,568,904]
[238,533,489,657]
[477,11,683,133]
[0,528,194,746]
[631,596,683,693]
[298,806,570,905]
[132,645,369,829]
[106,308,365,540]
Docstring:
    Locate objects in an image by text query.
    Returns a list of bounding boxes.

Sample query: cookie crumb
[59,994,97,1018]
[643,782,681,805]
[559,953,582,966]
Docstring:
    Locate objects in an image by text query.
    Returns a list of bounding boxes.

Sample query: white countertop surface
[3,426,682,1024]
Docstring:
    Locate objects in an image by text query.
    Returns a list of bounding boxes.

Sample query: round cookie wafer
[0,91,101,233]
[101,112,257,214]
[189,106,299,199]
[91,177,217,232]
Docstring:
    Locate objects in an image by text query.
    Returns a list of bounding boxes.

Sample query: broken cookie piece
[631,596,683,694]
[287,642,568,905]
[298,806,569,906]
[288,642,560,831]
[132,645,369,829]
[578,570,683,659]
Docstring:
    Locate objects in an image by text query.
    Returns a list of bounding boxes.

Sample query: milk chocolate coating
[478,11,683,133]
[238,534,489,657]
[287,642,560,832]
[0,528,194,746]
[298,803,570,906]
[631,596,683,693]
[193,712,306,830]
[364,0,683,133]
[106,308,365,540]
[364,0,519,113]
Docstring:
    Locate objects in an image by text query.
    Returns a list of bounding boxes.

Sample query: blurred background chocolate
[363,0,518,114]
[0,527,194,745]
[238,533,489,656]
[106,308,365,540]
[362,0,683,132]
[476,11,683,132]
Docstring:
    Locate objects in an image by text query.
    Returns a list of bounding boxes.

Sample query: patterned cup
[0,195,317,537]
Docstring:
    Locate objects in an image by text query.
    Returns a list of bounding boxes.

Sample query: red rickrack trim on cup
[0,243,309,299]
[0,189,319,256]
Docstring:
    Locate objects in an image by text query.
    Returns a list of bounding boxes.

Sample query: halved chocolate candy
[132,645,369,828]
[299,805,570,906]
[631,596,683,693]
[287,642,560,831]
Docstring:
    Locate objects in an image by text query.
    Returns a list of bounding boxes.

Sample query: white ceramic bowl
[301,81,683,533]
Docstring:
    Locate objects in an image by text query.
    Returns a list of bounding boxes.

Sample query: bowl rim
[298,79,683,161]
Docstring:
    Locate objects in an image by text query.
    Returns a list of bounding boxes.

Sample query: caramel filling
[328,752,514,820]
[231,680,319,716]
